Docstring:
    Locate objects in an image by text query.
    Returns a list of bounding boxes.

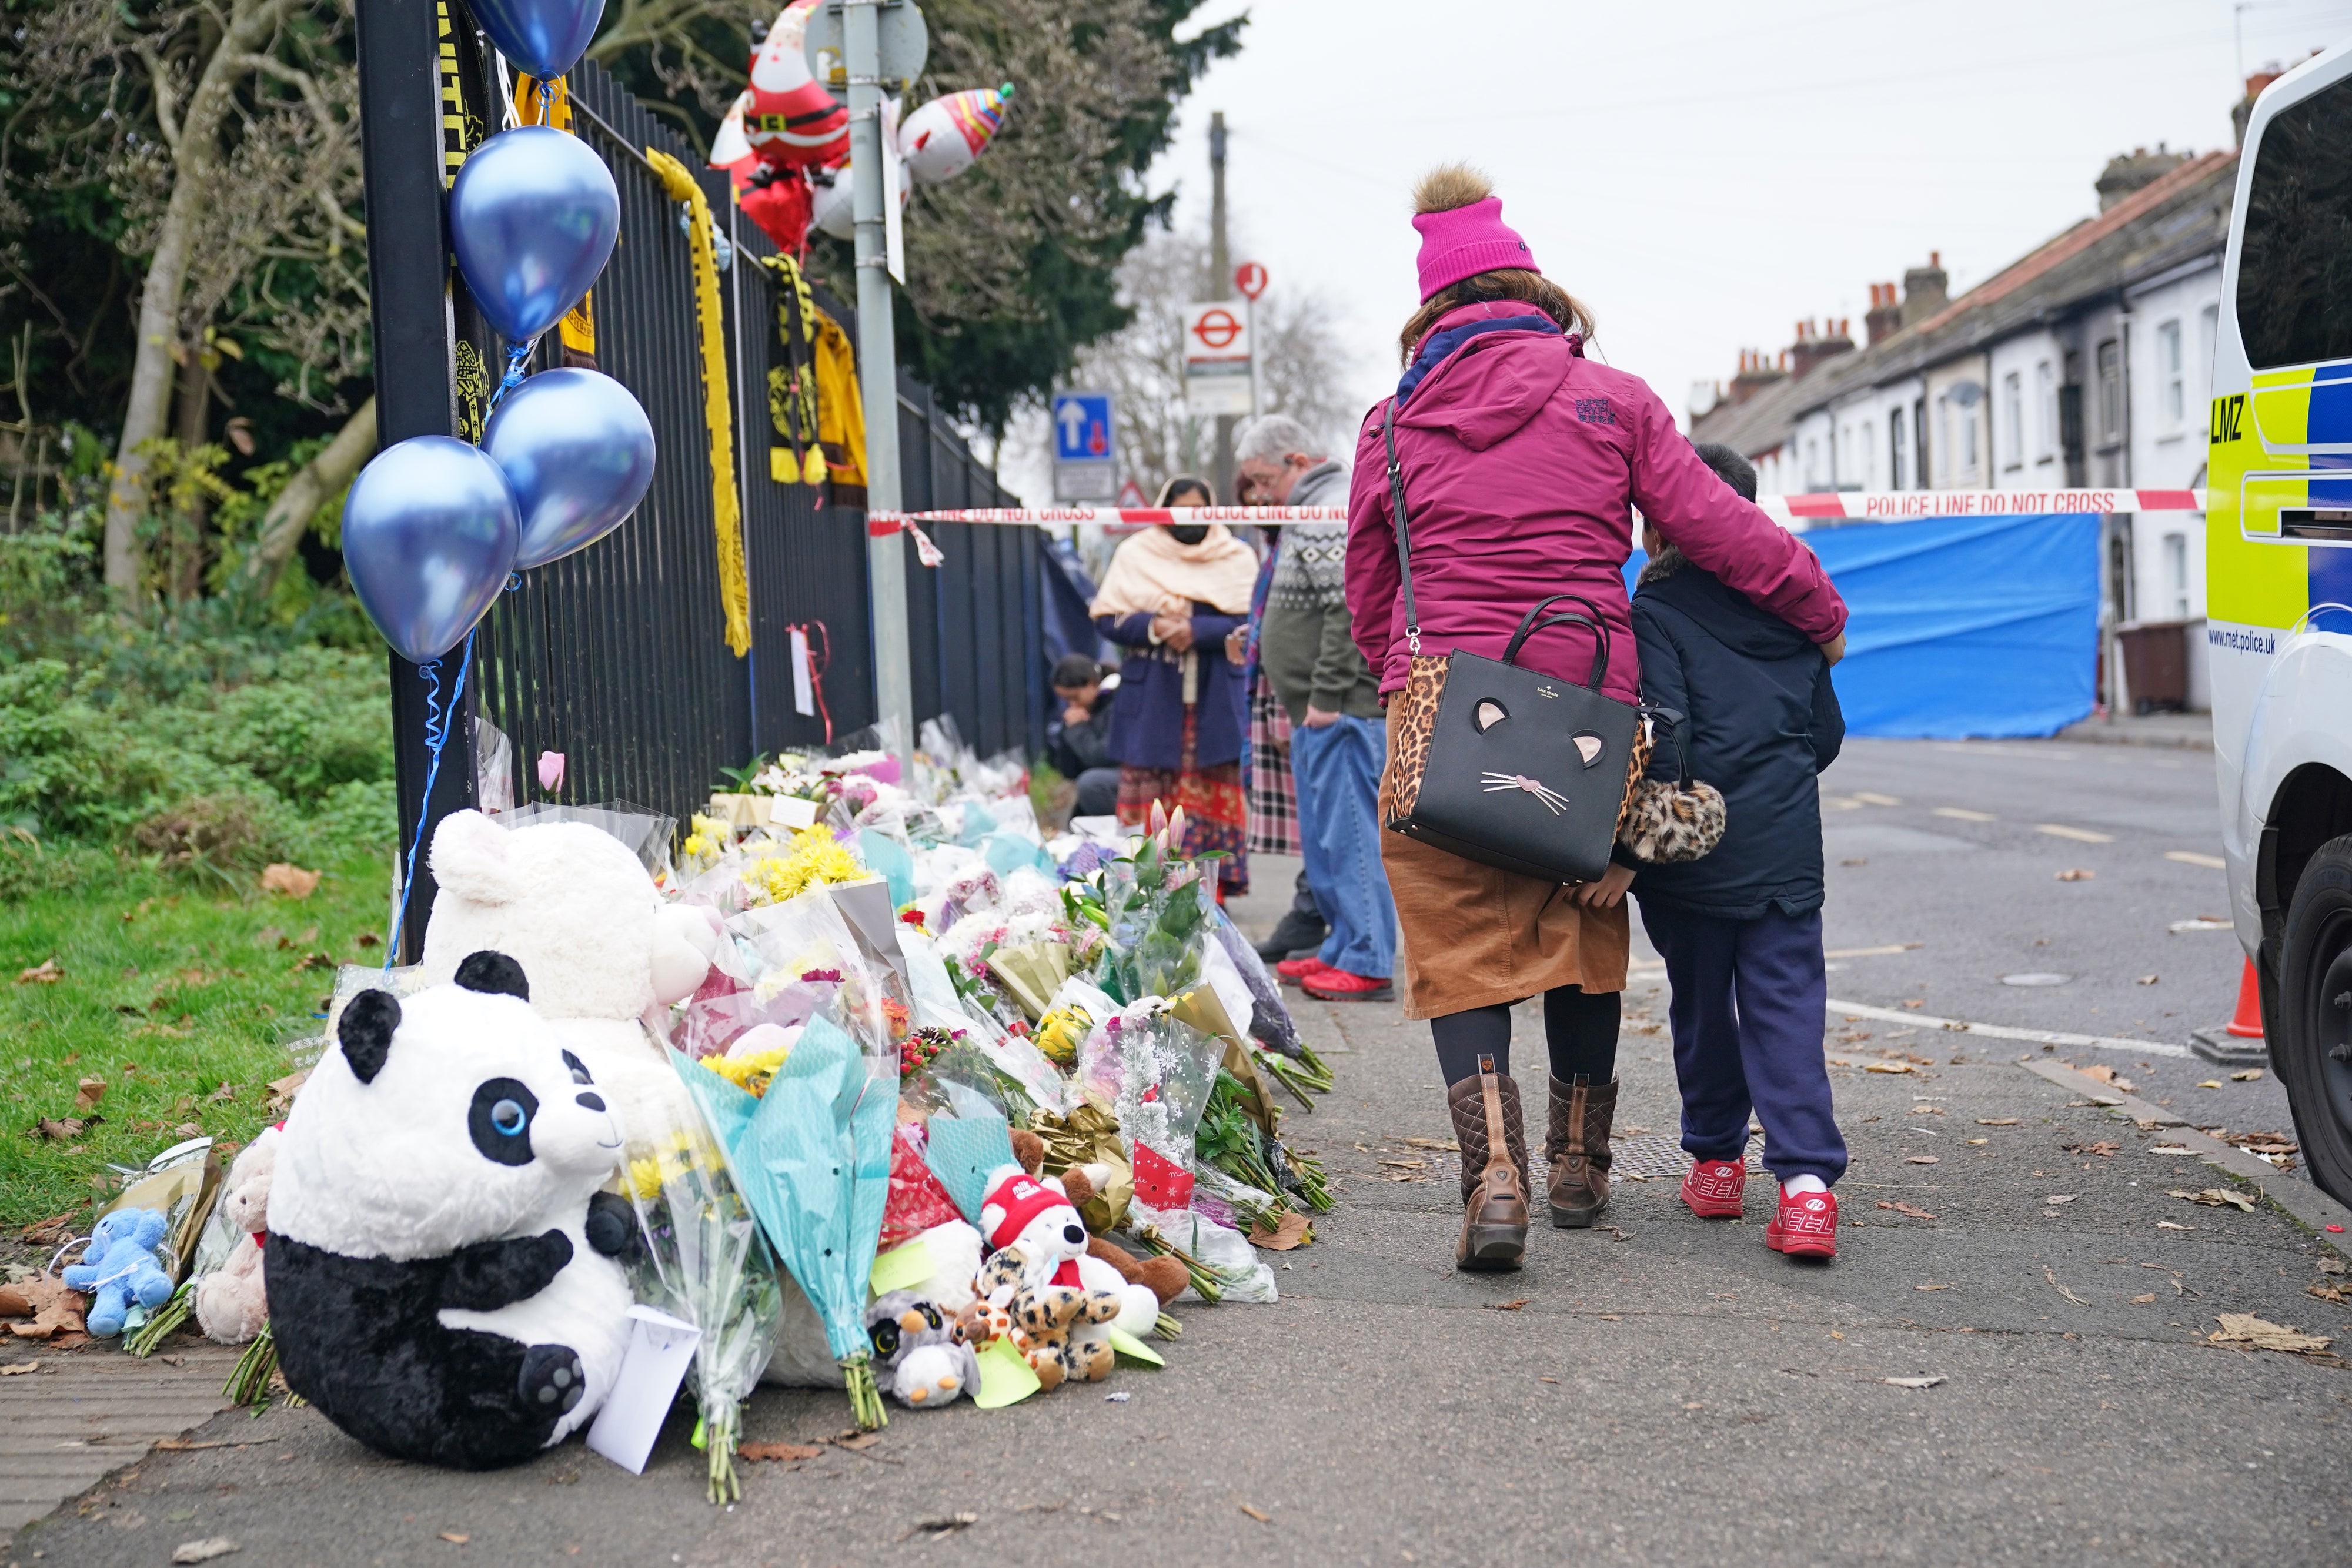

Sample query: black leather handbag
[1380,400,1649,885]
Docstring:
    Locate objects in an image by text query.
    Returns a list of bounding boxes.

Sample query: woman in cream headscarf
[1090,475,1262,897]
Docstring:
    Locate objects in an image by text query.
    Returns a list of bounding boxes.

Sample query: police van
[2209,39,2352,1203]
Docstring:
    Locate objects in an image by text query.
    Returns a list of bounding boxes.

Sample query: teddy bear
[977,1166,1157,1364]
[864,1289,979,1409]
[64,1208,176,1339]
[972,1243,1121,1390]
[193,1128,277,1345]
[267,950,636,1470]
[419,810,720,1138]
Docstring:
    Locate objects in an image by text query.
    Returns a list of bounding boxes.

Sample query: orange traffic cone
[2225,957,2264,1039]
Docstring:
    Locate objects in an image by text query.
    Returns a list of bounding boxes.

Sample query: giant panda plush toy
[267,951,636,1470]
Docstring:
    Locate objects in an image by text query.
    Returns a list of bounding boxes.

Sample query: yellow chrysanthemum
[702,1045,790,1096]
[746,826,863,904]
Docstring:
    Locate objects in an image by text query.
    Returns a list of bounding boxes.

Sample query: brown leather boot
[1446,1058,1528,1270]
[1545,1075,1619,1228]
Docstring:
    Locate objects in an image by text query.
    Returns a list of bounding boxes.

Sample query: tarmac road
[12,739,2350,1568]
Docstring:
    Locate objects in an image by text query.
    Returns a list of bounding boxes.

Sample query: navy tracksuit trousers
[1638,902,1848,1186]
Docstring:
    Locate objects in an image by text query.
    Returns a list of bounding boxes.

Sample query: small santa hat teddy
[979,1169,1089,1289]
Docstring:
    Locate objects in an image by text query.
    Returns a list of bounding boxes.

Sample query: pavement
[12,738,2352,1568]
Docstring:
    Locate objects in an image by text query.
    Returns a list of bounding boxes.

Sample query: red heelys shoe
[1275,954,1329,983]
[1301,968,1394,1002]
[1767,1186,1839,1259]
[1680,1158,1746,1219]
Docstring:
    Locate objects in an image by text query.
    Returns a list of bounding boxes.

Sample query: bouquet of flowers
[1096,806,1215,1005]
[617,1107,786,1503]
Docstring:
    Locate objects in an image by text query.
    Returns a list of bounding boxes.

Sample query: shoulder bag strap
[1382,398,1421,656]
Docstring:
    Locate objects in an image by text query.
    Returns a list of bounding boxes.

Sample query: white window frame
[2159,317,2184,429]
[2002,371,2023,471]
[2035,360,2056,462]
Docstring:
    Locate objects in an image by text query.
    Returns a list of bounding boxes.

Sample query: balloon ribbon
[384,628,477,968]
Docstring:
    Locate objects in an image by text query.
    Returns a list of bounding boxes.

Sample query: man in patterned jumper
[1236,415,1397,1002]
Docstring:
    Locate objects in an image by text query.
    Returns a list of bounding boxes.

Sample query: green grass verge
[0,848,392,1228]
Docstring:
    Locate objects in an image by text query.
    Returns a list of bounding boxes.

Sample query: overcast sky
[1000,0,2346,503]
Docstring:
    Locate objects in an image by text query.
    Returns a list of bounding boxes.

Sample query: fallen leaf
[1401,1136,1458,1151]
[2208,1313,2333,1355]
[1239,1505,1271,1524]
[2063,1141,2121,1158]
[0,1360,36,1375]
[1976,1118,2020,1126]
[2169,1187,2256,1212]
[1866,1062,1915,1075]
[355,931,382,948]
[2043,1194,2077,1205]
[72,1076,105,1111]
[2044,1268,2090,1306]
[1913,1282,1953,1291]
[1965,1138,1989,1146]
[172,1542,240,1564]
[2057,868,2095,881]
[33,1118,86,1141]
[1484,1298,1531,1312]
[265,1069,308,1113]
[2137,974,2159,985]
[2197,1080,2225,1089]
[1909,1105,1945,1116]
[437,1532,469,1545]
[2308,1282,2350,1306]
[2150,1145,2194,1154]
[18,1211,77,1245]
[207,1081,237,1103]
[251,927,285,951]
[1247,1212,1312,1251]
[1876,1201,1939,1220]
[259,863,321,899]
[2130,1292,2157,1303]
[2231,1068,2264,1082]
[1905,1155,1940,1165]
[1900,998,1925,1009]
[830,1431,883,1452]
[2081,1064,2118,1084]
[1879,1375,1946,1389]
[1377,1158,1426,1169]
[1539,1376,1559,1383]
[2157,1219,2196,1230]
[15,959,60,985]
[740,1441,824,1463]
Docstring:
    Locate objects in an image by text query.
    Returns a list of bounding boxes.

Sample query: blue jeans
[1291,714,1397,979]
[1638,902,1847,1186]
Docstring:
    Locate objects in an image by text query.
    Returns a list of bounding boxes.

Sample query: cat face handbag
[1379,399,1652,885]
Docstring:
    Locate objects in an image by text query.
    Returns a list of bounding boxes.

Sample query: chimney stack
[1785,316,1856,382]
[2236,61,2297,146]
[1900,253,1949,329]
[1864,282,1903,345]
[2095,143,2189,210]
[1726,347,1787,406]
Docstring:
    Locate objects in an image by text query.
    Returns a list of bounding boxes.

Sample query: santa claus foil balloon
[743,1,848,171]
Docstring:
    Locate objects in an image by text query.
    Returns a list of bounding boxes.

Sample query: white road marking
[1826,999,2191,1058]
[2037,823,2116,844]
[1853,791,1903,806]
[2164,850,2226,869]
[2168,918,2233,933]
[1824,944,1923,958]
[1934,807,1996,822]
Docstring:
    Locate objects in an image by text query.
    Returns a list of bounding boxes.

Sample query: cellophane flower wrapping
[1077,1000,1220,1176]
[617,1105,784,1502]
[1097,834,1214,1005]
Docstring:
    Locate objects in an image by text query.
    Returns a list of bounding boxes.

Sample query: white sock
[1782,1174,1829,1197]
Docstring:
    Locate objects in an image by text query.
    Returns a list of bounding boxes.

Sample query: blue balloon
[482,368,657,569]
[450,126,619,345]
[342,436,520,665]
[472,0,604,81]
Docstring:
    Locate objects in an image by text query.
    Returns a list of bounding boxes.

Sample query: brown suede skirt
[1377,706,1631,1020]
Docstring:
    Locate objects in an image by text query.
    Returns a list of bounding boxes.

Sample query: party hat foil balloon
[899,83,1013,186]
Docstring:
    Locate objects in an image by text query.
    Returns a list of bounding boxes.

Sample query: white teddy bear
[977,1166,1159,1337]
[420,810,718,1136]
[194,1126,277,1345]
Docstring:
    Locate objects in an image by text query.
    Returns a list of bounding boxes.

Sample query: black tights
[1429,987,1620,1087]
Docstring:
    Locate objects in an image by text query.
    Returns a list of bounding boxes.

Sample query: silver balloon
[450,126,619,345]
[342,436,520,665]
[482,368,657,569]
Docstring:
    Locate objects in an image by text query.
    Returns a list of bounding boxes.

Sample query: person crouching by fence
[1047,653,1121,820]
[1088,476,1260,899]
[1237,414,1396,1002]
[1631,442,1850,1260]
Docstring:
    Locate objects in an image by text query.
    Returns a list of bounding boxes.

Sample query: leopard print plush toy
[971,1245,1124,1391]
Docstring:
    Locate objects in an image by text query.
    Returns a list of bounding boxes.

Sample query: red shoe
[1275,955,1330,983]
[1680,1158,1746,1219]
[1301,968,1394,1002]
[1766,1186,1839,1259]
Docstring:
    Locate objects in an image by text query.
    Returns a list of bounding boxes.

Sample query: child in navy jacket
[1631,442,1848,1259]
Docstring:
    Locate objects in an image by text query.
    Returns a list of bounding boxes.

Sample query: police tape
[863,490,2206,537]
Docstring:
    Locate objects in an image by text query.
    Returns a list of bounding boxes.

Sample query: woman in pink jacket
[1345,166,1848,1271]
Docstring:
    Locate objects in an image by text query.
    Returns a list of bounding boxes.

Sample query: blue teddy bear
[64,1208,176,1339]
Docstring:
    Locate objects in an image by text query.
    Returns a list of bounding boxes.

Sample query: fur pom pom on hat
[1411,163,1539,302]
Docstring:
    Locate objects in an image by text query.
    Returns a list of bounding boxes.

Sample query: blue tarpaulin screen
[1625,512,2098,739]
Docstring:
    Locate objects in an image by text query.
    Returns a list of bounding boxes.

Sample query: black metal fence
[369,21,1043,950]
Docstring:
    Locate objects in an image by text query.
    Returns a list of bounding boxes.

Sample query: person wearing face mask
[1088,475,1261,898]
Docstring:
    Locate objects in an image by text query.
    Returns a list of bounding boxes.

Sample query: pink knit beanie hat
[1412,166,1538,302]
